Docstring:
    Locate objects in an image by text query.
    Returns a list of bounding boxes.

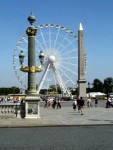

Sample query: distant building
[87,92,105,98]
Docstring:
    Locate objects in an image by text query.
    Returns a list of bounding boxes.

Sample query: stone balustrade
[0,103,21,117]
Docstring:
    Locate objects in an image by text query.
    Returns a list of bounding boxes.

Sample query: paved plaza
[0,101,113,150]
[0,101,113,127]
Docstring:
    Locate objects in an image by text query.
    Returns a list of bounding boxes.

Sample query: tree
[10,86,20,94]
[68,87,77,95]
[49,84,61,94]
[92,79,103,92]
[0,87,20,95]
[103,77,113,94]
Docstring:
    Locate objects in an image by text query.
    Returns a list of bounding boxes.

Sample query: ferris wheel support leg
[37,63,50,94]
[53,66,70,97]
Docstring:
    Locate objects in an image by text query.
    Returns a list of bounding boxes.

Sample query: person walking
[52,97,57,109]
[87,97,92,107]
[43,97,47,108]
[44,99,48,108]
[47,98,51,108]
[57,98,61,109]
[79,97,85,115]
[73,99,77,110]
[95,98,98,107]
[77,97,80,112]
[20,99,25,118]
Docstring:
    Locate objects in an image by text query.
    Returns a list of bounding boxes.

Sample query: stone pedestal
[24,95,40,118]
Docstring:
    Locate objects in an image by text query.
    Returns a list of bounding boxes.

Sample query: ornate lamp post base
[25,95,41,118]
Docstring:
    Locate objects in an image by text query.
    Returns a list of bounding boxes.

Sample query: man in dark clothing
[95,98,98,107]
[79,97,85,115]
[77,97,80,112]
[52,98,57,109]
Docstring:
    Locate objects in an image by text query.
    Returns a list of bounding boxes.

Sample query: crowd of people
[73,97,85,115]
[43,97,61,109]
[42,95,113,115]
[0,97,20,103]
[72,97,100,115]
[43,96,99,115]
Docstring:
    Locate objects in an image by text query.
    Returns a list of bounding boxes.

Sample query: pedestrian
[20,99,25,118]
[95,98,98,107]
[44,97,47,108]
[77,97,80,112]
[73,99,77,110]
[57,98,61,109]
[52,97,57,109]
[47,98,51,108]
[79,97,85,115]
[107,98,113,108]
[87,97,92,107]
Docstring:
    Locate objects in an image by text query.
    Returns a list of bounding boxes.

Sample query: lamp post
[19,14,44,118]
[88,82,90,98]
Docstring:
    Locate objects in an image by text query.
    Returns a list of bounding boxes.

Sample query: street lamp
[19,13,44,118]
[39,51,45,65]
[19,50,25,65]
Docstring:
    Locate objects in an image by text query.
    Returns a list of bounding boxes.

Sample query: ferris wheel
[13,24,78,96]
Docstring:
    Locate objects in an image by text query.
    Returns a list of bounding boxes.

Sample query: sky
[0,0,113,88]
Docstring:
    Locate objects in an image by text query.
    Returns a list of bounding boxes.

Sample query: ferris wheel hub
[48,55,56,63]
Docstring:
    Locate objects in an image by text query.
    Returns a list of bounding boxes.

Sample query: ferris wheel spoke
[36,39,45,51]
[62,61,78,67]
[59,56,78,60]
[65,80,70,84]
[53,28,60,50]
[14,66,21,70]
[61,49,77,56]
[59,39,76,53]
[49,27,52,50]
[56,32,69,51]
[59,67,76,85]
[40,28,48,50]
[19,74,27,80]
[16,46,27,52]
[60,64,78,76]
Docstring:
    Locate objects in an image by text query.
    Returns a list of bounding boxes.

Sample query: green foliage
[49,84,61,94]
[90,77,113,94]
[92,79,103,92]
[103,77,113,93]
[0,86,20,95]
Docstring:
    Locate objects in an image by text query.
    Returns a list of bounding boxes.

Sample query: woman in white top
[73,100,77,110]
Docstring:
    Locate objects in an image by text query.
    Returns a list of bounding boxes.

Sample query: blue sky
[0,0,113,87]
